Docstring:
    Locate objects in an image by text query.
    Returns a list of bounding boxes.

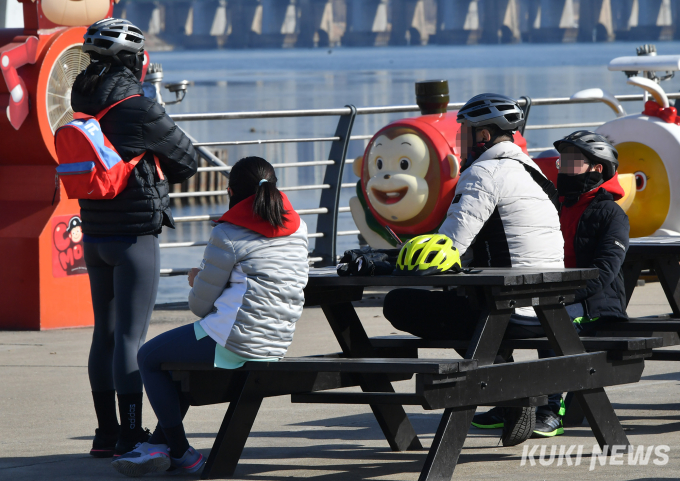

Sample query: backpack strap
[126,153,164,180]
[95,94,142,121]
[93,95,164,180]
[519,161,560,211]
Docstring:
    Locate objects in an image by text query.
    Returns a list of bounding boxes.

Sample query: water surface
[155,42,680,303]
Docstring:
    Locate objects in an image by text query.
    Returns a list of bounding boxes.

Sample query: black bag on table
[336,246,401,276]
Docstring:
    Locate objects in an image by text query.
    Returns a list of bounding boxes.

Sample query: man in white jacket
[383,93,564,446]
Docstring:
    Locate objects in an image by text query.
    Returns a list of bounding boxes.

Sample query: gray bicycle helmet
[456,93,525,132]
[553,131,619,180]
[83,19,145,57]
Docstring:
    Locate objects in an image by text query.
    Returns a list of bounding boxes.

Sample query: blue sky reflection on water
[155,42,680,302]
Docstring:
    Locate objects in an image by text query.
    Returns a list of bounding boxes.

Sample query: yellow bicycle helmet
[396,234,462,276]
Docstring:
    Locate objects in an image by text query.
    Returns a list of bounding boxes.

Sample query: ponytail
[72,50,144,97]
[73,59,112,96]
[229,156,289,228]
[253,180,288,228]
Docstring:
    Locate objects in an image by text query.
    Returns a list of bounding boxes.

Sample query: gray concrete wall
[433,0,482,44]
[578,0,615,42]
[343,0,391,46]
[111,0,680,49]
[298,0,334,47]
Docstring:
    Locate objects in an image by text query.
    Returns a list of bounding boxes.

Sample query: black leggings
[85,235,160,395]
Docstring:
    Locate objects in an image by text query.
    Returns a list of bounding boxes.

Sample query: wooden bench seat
[594,318,680,351]
[164,356,477,375]
[162,357,478,407]
[163,352,646,412]
[601,318,680,332]
[369,335,663,360]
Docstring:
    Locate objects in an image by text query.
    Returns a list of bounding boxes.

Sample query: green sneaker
[532,409,564,438]
[471,407,504,429]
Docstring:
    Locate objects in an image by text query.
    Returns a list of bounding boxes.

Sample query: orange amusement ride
[0,0,116,329]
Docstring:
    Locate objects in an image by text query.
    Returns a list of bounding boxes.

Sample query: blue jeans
[138,323,217,428]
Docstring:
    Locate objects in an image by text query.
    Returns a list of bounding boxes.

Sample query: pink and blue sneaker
[168,446,205,475]
[110,442,171,477]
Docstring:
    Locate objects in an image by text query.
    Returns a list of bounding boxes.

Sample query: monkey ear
[447,154,460,179]
[352,155,364,178]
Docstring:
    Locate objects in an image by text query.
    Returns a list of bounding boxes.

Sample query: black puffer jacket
[71,65,197,236]
[572,188,630,321]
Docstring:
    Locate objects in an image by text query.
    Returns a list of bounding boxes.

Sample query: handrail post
[312,105,357,266]
[181,128,230,179]
[519,96,532,136]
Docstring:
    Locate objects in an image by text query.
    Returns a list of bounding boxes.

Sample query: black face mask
[557,172,603,206]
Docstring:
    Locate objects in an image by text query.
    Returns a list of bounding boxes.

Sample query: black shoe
[90,428,119,458]
[114,427,152,457]
[501,407,535,447]
[532,410,564,438]
[471,407,504,429]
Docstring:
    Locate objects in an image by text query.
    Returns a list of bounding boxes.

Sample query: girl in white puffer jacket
[112,157,309,477]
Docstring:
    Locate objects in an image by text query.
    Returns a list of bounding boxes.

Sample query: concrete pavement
[1,281,680,480]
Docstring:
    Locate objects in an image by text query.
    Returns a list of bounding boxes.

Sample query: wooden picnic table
[595,236,680,363]
[624,236,680,314]
[165,266,651,480]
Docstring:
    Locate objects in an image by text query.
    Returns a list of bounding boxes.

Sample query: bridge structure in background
[0,0,678,48]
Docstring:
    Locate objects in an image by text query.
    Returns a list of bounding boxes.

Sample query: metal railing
[160,92,680,278]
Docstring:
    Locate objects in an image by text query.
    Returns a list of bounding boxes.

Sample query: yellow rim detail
[615,142,670,238]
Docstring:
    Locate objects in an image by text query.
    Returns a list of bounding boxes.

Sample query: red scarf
[217,192,300,238]
[560,174,624,268]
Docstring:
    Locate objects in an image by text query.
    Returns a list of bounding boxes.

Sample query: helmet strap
[466,126,509,164]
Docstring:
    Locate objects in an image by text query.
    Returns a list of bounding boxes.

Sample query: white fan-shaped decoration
[46,46,91,133]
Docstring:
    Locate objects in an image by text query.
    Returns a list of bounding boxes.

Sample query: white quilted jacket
[439,141,564,269]
[189,215,309,359]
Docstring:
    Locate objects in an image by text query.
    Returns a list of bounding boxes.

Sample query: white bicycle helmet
[83,19,145,57]
[457,93,525,132]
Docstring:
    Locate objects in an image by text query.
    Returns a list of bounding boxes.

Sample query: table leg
[464,310,512,364]
[576,388,629,452]
[535,305,630,450]
[653,256,680,317]
[201,372,264,480]
[321,302,422,451]
[622,260,644,306]
[416,309,511,479]
[418,408,476,481]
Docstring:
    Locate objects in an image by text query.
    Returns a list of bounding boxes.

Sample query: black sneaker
[501,407,536,447]
[471,407,504,429]
[532,410,564,438]
[114,427,152,457]
[90,428,119,458]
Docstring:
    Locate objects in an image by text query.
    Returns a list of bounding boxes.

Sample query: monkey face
[357,118,462,237]
[366,133,430,222]
[42,0,113,27]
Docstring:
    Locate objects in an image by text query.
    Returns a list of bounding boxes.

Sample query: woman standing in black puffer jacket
[70,18,198,458]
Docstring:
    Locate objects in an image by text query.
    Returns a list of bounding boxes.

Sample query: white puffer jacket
[439,141,564,269]
[188,194,309,359]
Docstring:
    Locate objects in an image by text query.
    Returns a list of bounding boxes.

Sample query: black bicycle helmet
[553,131,619,180]
[456,93,525,132]
[83,19,145,57]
